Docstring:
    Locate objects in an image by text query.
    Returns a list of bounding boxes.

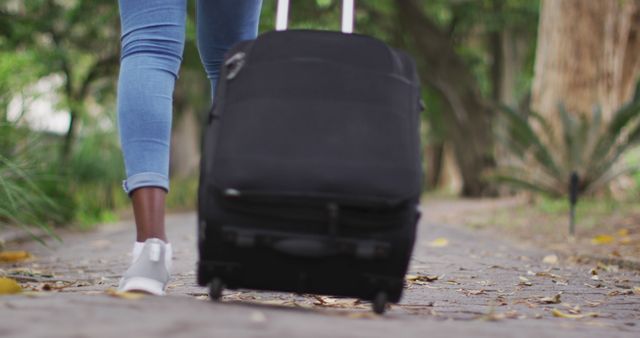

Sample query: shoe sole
[119,277,166,296]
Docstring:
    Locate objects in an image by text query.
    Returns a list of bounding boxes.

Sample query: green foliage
[64,130,127,227]
[494,83,640,197]
[166,176,199,212]
[0,123,64,239]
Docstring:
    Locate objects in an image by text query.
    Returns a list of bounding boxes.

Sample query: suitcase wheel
[208,278,224,301]
[372,291,388,315]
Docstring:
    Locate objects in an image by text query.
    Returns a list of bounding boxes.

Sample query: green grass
[166,176,199,212]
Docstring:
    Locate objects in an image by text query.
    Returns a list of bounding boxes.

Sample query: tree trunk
[61,109,77,160]
[532,0,640,122]
[424,142,444,190]
[396,0,497,197]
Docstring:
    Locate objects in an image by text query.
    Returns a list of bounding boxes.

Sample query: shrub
[495,84,640,197]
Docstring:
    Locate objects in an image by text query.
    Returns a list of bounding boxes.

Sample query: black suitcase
[197,0,423,314]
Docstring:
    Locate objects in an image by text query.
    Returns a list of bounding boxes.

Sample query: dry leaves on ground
[518,276,532,286]
[406,274,439,286]
[591,235,615,245]
[537,292,562,304]
[312,296,368,309]
[551,308,599,319]
[105,288,145,300]
[0,277,22,295]
[427,238,449,248]
[0,251,32,263]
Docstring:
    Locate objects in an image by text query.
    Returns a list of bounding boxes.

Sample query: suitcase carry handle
[276,0,354,33]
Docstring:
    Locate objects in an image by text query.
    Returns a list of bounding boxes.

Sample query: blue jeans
[117,0,262,195]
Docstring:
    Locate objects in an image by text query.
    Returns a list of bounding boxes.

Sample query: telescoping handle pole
[276,0,354,33]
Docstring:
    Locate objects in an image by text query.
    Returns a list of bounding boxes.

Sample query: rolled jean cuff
[122,172,170,196]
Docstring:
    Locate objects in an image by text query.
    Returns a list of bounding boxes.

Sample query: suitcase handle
[276,0,354,33]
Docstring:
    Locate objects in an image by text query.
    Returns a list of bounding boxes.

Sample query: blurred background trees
[1,0,639,234]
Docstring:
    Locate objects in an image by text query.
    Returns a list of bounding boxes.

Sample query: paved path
[1,203,639,337]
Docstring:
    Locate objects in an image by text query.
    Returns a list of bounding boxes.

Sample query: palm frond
[496,86,640,197]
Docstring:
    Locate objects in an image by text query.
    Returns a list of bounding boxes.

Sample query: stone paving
[1,203,639,337]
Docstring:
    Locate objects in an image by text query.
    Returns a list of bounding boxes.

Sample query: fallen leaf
[585,300,602,307]
[563,304,581,314]
[634,287,640,296]
[596,262,619,273]
[105,288,145,300]
[535,271,564,280]
[607,289,633,297]
[0,277,22,295]
[427,238,449,248]
[406,274,439,284]
[538,293,562,304]
[551,308,598,319]
[591,235,614,245]
[542,255,558,265]
[616,229,629,237]
[584,283,604,289]
[312,296,364,308]
[0,251,32,263]
[518,276,532,286]
[493,295,508,306]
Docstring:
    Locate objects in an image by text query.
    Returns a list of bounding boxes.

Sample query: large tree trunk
[532,0,640,122]
[495,29,531,108]
[396,0,497,197]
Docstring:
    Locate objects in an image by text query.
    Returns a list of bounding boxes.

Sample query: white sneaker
[118,238,172,295]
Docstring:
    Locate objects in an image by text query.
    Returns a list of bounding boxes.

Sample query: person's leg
[196,0,263,99]
[116,0,186,294]
[118,0,186,240]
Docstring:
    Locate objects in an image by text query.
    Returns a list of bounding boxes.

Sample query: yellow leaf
[633,287,640,296]
[551,308,598,319]
[406,274,439,282]
[616,229,629,237]
[591,235,614,245]
[0,277,22,295]
[427,238,449,248]
[542,254,558,265]
[105,288,145,300]
[0,251,33,263]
